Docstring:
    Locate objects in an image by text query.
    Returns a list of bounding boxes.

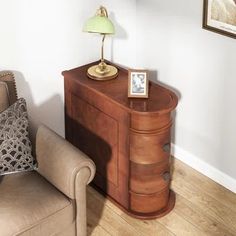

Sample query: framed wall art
[128,69,149,98]
[203,0,236,39]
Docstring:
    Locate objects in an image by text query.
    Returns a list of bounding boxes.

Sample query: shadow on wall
[148,70,182,146]
[13,71,64,138]
[13,70,105,235]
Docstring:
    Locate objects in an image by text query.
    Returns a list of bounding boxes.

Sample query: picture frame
[203,0,236,39]
[128,69,149,98]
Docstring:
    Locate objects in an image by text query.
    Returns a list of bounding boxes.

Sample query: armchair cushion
[0,171,74,236]
[0,98,36,175]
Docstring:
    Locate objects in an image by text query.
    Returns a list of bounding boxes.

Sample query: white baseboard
[171,144,236,194]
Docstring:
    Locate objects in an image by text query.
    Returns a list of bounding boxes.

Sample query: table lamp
[83,6,118,80]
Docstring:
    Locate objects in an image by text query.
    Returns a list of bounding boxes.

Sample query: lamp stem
[101,34,106,63]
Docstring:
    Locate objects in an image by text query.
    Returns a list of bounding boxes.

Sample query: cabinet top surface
[63,62,178,114]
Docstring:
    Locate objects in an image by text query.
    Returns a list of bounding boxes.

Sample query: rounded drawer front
[130,130,171,164]
[129,187,169,214]
[130,161,170,194]
[131,113,171,131]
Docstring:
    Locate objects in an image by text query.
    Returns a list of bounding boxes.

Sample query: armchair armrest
[36,125,96,235]
[35,125,96,199]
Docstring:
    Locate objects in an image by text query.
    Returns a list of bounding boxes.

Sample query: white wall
[0,0,136,136]
[98,0,137,67]
[136,0,236,191]
[1,0,235,191]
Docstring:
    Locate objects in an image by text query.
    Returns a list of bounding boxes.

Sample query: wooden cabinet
[63,61,178,219]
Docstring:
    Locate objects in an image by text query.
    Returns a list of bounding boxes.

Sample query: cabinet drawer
[130,130,171,164]
[131,113,171,131]
[129,188,169,213]
[130,161,170,194]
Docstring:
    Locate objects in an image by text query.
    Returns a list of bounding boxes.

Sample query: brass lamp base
[87,63,118,81]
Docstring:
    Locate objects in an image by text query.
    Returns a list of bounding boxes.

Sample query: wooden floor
[86,158,236,236]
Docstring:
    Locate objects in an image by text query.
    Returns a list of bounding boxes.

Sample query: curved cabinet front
[129,112,175,219]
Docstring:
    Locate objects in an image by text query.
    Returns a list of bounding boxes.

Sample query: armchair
[0,71,95,236]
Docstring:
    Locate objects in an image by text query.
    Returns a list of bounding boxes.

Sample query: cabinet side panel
[64,81,72,140]
[65,81,130,209]
[71,94,118,187]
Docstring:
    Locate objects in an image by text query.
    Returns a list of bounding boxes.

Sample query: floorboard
[87,158,236,236]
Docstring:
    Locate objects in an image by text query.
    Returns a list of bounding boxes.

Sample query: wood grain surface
[63,61,178,219]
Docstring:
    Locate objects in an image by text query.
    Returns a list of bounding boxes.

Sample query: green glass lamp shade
[83,6,118,81]
[83,15,115,34]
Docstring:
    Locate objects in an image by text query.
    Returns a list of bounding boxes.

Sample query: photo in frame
[128,69,149,98]
[203,0,236,39]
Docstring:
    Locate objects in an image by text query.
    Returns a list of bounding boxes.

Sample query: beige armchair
[0,72,96,236]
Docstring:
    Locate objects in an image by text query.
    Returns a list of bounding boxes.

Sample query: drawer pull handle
[163,143,170,153]
[163,172,170,181]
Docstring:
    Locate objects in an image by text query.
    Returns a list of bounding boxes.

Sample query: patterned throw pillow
[0,98,37,175]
